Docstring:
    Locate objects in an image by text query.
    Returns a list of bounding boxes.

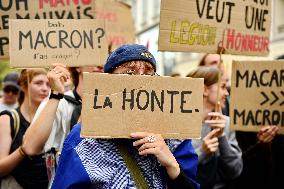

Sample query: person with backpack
[0,69,50,189]
[21,64,103,187]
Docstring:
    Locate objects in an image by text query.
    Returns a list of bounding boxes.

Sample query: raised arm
[22,64,69,155]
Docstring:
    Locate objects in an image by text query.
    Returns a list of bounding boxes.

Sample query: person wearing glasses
[51,44,199,189]
[0,72,20,112]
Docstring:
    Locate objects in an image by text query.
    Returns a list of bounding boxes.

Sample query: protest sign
[230,60,284,134]
[159,0,271,56]
[0,0,96,59]
[96,0,135,52]
[81,73,203,139]
[9,19,108,68]
[0,0,134,59]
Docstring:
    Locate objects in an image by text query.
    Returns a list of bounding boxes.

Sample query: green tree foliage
[0,61,17,90]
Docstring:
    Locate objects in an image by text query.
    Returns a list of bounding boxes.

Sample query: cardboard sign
[159,0,271,56]
[230,61,284,134]
[0,0,135,60]
[0,0,96,60]
[9,19,108,68]
[81,73,203,139]
[96,0,135,52]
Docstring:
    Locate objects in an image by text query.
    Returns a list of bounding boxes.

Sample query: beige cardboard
[96,0,135,52]
[0,0,96,60]
[230,60,284,134]
[81,73,203,139]
[159,0,271,56]
[0,0,135,60]
[9,19,108,68]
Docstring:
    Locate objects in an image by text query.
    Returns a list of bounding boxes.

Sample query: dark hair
[276,54,284,60]
[171,73,181,77]
[68,67,79,89]
[198,54,209,66]
[186,66,220,86]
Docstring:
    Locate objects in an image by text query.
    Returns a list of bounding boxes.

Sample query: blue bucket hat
[104,44,156,73]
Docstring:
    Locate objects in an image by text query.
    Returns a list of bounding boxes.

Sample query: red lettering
[247,35,253,51]
[40,0,53,9]
[40,0,91,8]
[54,0,65,7]
[81,0,92,5]
[263,37,269,51]
[261,37,266,51]
[226,29,235,49]
[241,35,247,52]
[225,28,269,53]
[235,32,241,50]
[253,35,258,51]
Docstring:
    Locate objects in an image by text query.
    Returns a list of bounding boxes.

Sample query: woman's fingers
[138,142,156,152]
[131,132,178,173]
[258,126,279,143]
[205,119,225,124]
[130,132,150,139]
[204,128,220,140]
[131,132,163,147]
[139,148,156,156]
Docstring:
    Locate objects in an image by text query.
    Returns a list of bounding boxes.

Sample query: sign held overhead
[81,73,204,139]
[230,60,284,134]
[9,19,108,68]
[0,0,96,60]
[0,0,135,59]
[159,0,271,56]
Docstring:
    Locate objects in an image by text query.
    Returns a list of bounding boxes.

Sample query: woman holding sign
[0,69,50,188]
[199,53,281,189]
[51,44,199,189]
[186,67,243,189]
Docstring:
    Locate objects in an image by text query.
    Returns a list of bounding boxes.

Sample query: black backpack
[0,109,20,142]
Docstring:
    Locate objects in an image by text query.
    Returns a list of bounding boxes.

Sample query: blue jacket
[51,124,199,189]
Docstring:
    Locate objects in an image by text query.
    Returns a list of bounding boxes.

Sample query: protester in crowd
[198,54,230,115]
[229,57,282,189]
[186,66,243,189]
[21,64,103,187]
[199,54,281,189]
[0,69,50,189]
[0,72,20,112]
[51,44,199,189]
[270,55,284,188]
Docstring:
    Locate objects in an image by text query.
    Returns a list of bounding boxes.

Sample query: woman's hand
[47,63,70,94]
[130,132,180,179]
[257,125,279,143]
[205,112,226,137]
[202,128,220,154]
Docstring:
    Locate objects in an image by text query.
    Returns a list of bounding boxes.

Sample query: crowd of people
[0,44,283,189]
